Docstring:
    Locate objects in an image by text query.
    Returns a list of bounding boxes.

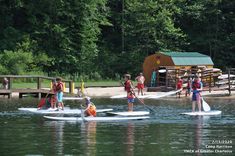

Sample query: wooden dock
[0,75,74,99]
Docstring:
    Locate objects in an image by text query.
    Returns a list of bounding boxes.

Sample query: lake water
[0,97,234,156]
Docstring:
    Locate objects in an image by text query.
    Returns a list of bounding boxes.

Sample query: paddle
[37,91,51,109]
[120,81,156,113]
[201,97,211,112]
[134,92,156,113]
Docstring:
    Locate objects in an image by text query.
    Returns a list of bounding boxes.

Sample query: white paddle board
[218,74,235,79]
[180,110,222,116]
[110,94,151,99]
[18,108,113,114]
[148,89,182,99]
[106,111,149,116]
[43,115,149,121]
[63,97,83,100]
[158,69,166,73]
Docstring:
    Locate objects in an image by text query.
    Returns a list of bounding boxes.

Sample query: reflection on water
[0,98,235,155]
[81,121,97,156]
[126,123,134,156]
[44,121,65,155]
[194,116,203,156]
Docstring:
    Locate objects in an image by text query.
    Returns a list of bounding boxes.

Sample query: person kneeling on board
[37,95,57,110]
[127,91,135,112]
[84,97,96,117]
[192,76,203,112]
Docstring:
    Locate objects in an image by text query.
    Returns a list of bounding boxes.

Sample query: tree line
[0,0,234,81]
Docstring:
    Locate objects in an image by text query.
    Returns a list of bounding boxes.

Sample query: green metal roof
[160,51,214,65]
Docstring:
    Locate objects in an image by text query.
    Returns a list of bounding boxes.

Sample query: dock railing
[0,75,74,98]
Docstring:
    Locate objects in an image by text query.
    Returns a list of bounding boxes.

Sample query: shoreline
[1,87,234,99]
[69,87,235,99]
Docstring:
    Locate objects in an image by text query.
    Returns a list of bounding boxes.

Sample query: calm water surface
[0,97,234,156]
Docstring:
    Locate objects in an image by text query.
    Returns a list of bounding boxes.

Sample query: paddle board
[63,97,83,100]
[158,69,166,73]
[148,89,182,99]
[106,111,150,116]
[218,74,235,79]
[180,110,222,116]
[110,94,151,99]
[18,108,113,114]
[43,115,149,121]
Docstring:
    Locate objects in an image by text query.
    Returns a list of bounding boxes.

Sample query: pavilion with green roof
[143,51,214,86]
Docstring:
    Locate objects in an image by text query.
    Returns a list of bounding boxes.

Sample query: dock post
[37,77,41,89]
[38,92,41,99]
[69,81,74,94]
[8,77,12,90]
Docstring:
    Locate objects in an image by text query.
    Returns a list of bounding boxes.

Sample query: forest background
[0,0,234,82]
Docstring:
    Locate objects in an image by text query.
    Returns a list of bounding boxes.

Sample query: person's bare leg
[198,101,201,112]
[141,89,144,96]
[128,103,133,111]
[192,101,196,112]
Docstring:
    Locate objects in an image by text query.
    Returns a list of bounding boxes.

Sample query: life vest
[56,82,64,92]
[86,102,96,117]
[124,80,131,91]
[177,79,183,89]
[192,81,201,90]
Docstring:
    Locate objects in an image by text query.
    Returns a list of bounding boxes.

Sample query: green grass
[12,82,51,89]
[75,80,121,87]
[11,80,123,89]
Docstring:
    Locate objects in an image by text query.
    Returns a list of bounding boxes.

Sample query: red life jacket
[177,79,183,89]
[56,82,64,92]
[192,81,201,90]
[124,80,131,92]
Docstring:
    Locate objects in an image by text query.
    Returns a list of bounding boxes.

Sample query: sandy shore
[71,87,235,99]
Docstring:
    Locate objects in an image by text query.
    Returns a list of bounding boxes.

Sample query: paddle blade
[37,98,46,108]
[202,98,211,112]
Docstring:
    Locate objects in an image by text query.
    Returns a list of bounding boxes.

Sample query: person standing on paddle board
[192,76,203,112]
[56,77,64,110]
[176,77,183,98]
[84,97,96,117]
[124,74,136,111]
[135,73,145,96]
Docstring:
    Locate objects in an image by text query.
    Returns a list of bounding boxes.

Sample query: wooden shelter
[143,51,214,87]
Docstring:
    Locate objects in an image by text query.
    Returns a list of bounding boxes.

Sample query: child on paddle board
[127,91,135,112]
[135,73,145,96]
[176,77,183,98]
[192,76,203,112]
[56,77,64,110]
[84,97,96,117]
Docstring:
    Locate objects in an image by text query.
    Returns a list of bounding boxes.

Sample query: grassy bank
[11,80,122,89]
